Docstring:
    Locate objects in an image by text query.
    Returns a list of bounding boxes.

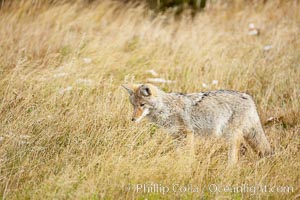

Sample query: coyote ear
[140,85,151,96]
[121,84,133,95]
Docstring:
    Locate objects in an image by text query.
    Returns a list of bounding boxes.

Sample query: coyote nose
[131,118,135,122]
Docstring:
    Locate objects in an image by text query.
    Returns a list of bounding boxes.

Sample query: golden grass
[0,0,299,199]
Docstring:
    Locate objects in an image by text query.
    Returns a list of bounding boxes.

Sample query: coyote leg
[228,131,243,166]
[187,131,195,177]
[181,128,195,175]
[180,127,195,156]
[186,131,195,157]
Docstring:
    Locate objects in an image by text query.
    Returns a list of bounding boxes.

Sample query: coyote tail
[244,124,272,157]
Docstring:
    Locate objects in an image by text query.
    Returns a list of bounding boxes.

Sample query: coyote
[122,84,272,164]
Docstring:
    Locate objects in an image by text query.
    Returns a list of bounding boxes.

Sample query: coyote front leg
[179,124,195,153]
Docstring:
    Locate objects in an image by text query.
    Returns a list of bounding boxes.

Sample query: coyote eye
[140,103,145,107]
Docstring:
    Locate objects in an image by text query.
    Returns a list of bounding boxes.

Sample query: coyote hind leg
[228,130,243,166]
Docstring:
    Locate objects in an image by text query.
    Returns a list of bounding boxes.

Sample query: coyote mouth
[134,108,150,123]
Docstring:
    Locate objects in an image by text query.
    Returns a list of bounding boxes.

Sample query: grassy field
[0,0,299,199]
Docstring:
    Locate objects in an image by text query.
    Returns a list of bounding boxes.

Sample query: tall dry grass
[0,0,299,199]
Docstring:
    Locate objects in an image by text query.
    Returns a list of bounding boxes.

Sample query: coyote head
[122,84,159,123]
